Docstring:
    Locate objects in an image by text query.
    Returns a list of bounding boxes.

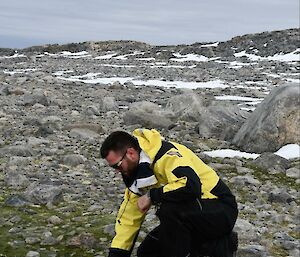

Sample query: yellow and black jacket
[110,129,236,255]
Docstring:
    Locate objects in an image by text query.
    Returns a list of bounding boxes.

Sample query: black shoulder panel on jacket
[152,141,176,165]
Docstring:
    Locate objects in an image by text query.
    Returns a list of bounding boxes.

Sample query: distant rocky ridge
[0,28,299,257]
[1,28,299,58]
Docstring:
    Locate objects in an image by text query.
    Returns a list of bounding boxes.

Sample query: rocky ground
[0,28,299,257]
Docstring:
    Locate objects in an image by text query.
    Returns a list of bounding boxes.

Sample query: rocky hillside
[0,28,299,257]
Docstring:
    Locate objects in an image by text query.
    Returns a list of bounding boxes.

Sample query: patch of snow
[234,49,300,62]
[203,144,300,160]
[0,53,27,59]
[285,78,300,83]
[203,149,259,159]
[240,107,256,111]
[264,73,281,78]
[60,51,90,58]
[229,61,257,69]
[171,53,209,62]
[3,68,37,75]
[56,74,228,89]
[215,95,264,102]
[52,70,74,76]
[267,49,300,62]
[201,42,219,47]
[94,53,117,59]
[137,57,156,61]
[275,144,300,159]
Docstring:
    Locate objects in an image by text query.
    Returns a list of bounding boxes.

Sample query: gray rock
[70,128,100,140]
[8,156,33,166]
[102,97,118,112]
[5,195,30,207]
[62,154,87,167]
[109,81,124,90]
[40,231,58,246]
[274,232,298,250]
[234,218,258,242]
[64,123,104,133]
[24,183,64,205]
[4,171,30,189]
[85,105,100,116]
[129,101,161,113]
[166,92,212,122]
[286,167,300,178]
[237,245,267,257]
[251,152,290,174]
[233,84,300,153]
[25,237,41,244]
[23,92,49,106]
[268,188,294,203]
[195,105,249,141]
[103,224,115,237]
[66,232,98,248]
[0,145,34,157]
[48,215,63,225]
[230,174,260,186]
[26,251,40,257]
[123,110,173,129]
[167,91,249,140]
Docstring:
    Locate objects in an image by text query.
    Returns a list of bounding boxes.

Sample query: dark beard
[122,168,138,188]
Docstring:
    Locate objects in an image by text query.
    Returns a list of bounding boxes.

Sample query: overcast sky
[0,0,299,48]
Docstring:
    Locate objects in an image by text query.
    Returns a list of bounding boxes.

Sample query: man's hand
[137,194,152,213]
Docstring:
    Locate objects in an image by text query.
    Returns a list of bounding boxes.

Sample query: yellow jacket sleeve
[111,188,146,251]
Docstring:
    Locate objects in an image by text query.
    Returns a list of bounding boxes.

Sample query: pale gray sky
[0,0,299,48]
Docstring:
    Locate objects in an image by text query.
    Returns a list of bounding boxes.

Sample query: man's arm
[109,189,146,256]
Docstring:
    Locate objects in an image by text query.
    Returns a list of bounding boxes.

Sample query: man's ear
[127,147,138,160]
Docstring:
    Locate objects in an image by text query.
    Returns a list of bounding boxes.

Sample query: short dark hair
[100,131,140,158]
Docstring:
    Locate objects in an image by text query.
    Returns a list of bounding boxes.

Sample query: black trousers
[137,199,238,257]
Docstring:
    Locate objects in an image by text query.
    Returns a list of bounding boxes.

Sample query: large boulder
[250,153,290,174]
[24,182,64,205]
[123,101,174,129]
[232,84,300,153]
[167,91,249,140]
[195,105,249,140]
[23,90,50,106]
[166,92,207,121]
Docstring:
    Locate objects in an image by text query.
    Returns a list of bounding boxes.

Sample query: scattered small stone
[26,251,40,257]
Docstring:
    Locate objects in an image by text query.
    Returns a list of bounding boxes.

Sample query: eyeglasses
[110,150,127,169]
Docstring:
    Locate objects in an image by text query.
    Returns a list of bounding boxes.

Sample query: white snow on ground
[94,53,116,59]
[56,74,228,89]
[240,107,256,112]
[3,68,37,75]
[234,51,262,61]
[203,149,260,159]
[264,73,281,78]
[201,42,219,47]
[215,95,263,102]
[234,49,300,62]
[285,78,300,83]
[52,70,74,76]
[136,57,156,61]
[59,51,91,58]
[275,144,300,159]
[171,53,209,62]
[215,95,263,111]
[267,49,300,62]
[203,144,300,160]
[37,51,91,58]
[0,53,27,59]
[94,51,144,60]
[228,61,255,69]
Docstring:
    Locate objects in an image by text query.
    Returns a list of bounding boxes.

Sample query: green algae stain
[0,201,114,256]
